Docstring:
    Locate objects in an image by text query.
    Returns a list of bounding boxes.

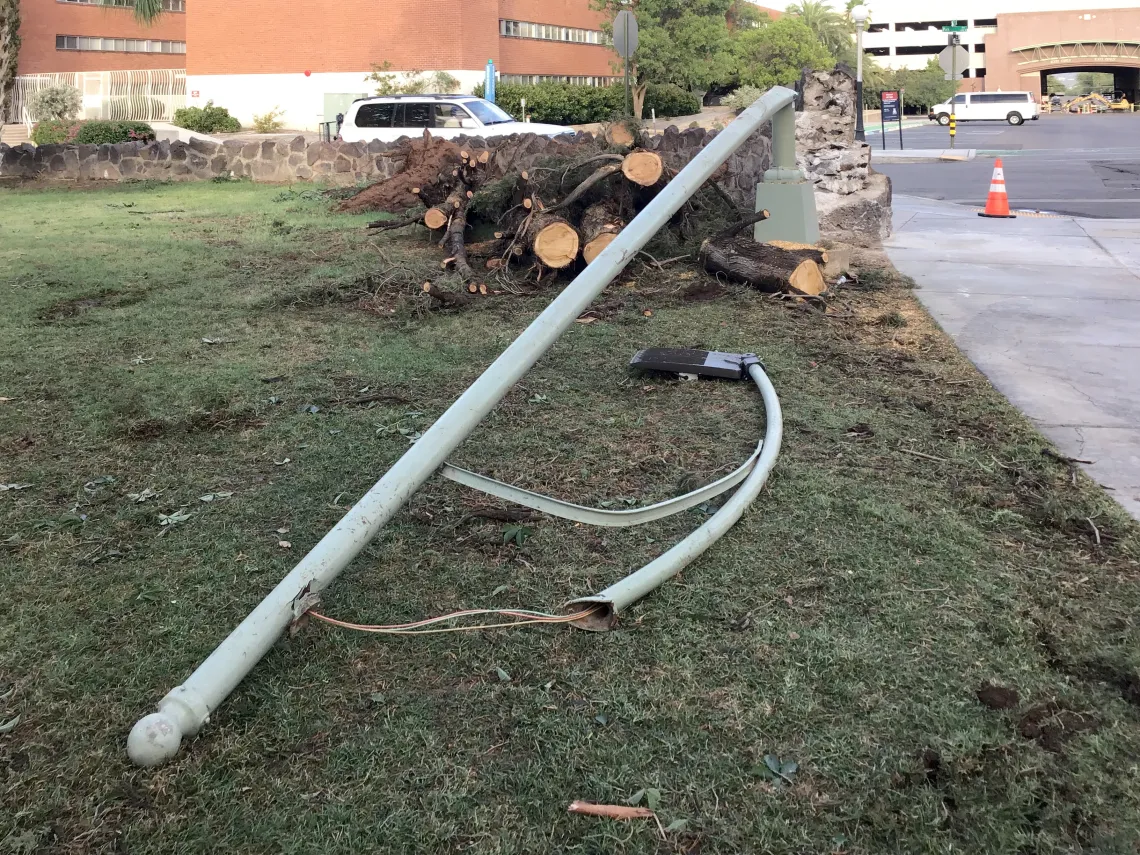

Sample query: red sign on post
[191,90,200,98]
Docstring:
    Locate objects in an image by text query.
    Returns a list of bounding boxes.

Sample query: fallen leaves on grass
[199,491,234,503]
[278,540,292,549]
[158,510,192,535]
[0,484,33,492]
[128,487,160,503]
[751,753,799,787]
[0,714,21,734]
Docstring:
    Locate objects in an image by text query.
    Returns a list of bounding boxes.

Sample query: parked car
[338,95,574,143]
[929,91,1039,126]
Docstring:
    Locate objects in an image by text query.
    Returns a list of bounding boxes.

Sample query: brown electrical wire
[307,606,599,636]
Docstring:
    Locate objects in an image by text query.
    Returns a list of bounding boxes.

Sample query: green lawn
[1,179,1138,854]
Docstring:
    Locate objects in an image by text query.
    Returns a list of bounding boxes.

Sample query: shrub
[722,86,765,114]
[29,85,82,121]
[73,121,155,144]
[474,82,623,125]
[643,83,701,118]
[172,101,242,134]
[472,81,701,125]
[32,119,84,145]
[252,107,285,133]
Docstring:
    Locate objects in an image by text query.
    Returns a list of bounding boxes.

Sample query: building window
[500,19,608,46]
[500,74,618,87]
[56,35,187,53]
[59,0,186,11]
[973,18,997,28]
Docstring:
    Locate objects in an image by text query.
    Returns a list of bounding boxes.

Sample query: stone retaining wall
[0,127,772,206]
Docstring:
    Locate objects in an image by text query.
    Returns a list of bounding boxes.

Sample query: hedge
[32,119,154,145]
[32,119,85,145]
[472,82,700,126]
[74,121,155,144]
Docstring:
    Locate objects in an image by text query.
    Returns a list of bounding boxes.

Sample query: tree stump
[526,213,580,269]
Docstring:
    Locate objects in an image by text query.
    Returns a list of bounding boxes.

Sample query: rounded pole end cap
[128,713,183,767]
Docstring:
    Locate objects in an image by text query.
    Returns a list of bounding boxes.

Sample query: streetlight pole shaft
[854,22,866,142]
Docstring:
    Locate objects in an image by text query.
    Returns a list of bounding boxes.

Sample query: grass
[1,179,1139,855]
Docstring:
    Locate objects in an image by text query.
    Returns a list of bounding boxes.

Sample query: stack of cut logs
[355,129,840,304]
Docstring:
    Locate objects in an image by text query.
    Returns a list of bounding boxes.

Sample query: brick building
[16,0,186,74]
[183,0,620,129]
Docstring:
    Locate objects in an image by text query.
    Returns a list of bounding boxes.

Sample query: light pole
[852,5,869,142]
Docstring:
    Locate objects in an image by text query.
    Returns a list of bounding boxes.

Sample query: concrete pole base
[753,169,821,245]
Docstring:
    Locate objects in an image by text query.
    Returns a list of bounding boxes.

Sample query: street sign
[939,44,969,80]
[614,10,639,59]
[881,90,900,122]
[943,19,968,32]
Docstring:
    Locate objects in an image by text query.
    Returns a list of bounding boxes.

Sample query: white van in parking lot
[338,94,575,143]
[929,91,1039,126]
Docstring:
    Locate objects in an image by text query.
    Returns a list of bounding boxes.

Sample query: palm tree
[785,0,850,59]
[103,0,164,23]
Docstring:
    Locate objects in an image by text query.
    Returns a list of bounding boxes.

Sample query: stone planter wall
[0,127,772,207]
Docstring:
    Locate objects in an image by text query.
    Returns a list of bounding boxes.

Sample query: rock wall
[0,127,771,205]
[796,68,872,196]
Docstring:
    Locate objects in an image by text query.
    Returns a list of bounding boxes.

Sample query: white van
[929,91,1039,126]
[338,94,574,143]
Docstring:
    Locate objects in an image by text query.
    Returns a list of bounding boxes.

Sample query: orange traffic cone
[979,158,1016,218]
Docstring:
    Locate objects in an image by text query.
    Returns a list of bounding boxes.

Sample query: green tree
[733,16,834,90]
[728,0,770,29]
[786,0,850,59]
[1074,71,1114,95]
[0,0,19,125]
[592,0,736,115]
[893,58,958,112]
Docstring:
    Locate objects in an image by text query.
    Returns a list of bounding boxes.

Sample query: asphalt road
[872,113,1140,219]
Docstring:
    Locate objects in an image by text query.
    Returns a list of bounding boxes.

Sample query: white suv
[338,95,574,143]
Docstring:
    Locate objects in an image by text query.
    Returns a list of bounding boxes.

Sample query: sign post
[880,89,901,151]
[938,32,969,150]
[613,10,639,118]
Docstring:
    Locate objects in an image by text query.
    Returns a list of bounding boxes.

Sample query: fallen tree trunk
[580,200,625,264]
[440,185,476,282]
[526,212,580,269]
[700,236,827,296]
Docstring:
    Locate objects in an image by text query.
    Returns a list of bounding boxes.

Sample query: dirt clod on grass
[976,682,1021,711]
[1018,702,1100,753]
[37,290,146,323]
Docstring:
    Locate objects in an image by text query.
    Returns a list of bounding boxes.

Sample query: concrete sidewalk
[886,195,1140,520]
[872,149,976,163]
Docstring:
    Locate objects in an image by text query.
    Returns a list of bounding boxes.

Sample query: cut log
[760,240,851,279]
[622,151,664,187]
[526,213,581,269]
[605,122,637,148]
[700,235,827,296]
[478,150,491,165]
[423,207,449,230]
[581,200,625,265]
[422,282,474,308]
